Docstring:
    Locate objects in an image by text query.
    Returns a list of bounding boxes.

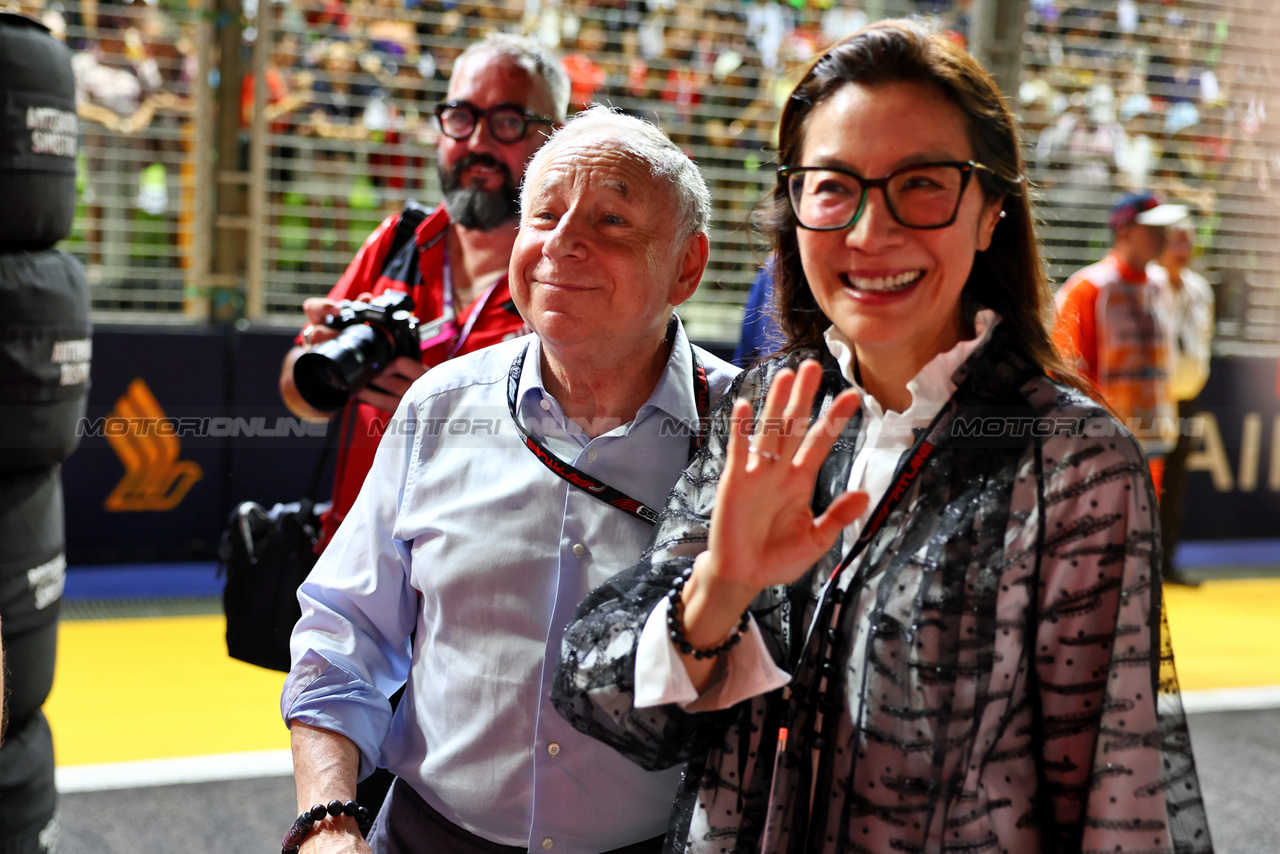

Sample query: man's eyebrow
[531,176,633,199]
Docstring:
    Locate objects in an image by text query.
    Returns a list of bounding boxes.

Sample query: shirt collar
[515,335,573,434]
[516,334,547,402]
[823,308,1001,418]
[515,316,699,432]
[1108,251,1148,283]
[636,316,700,428]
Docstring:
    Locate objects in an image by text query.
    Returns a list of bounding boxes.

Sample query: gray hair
[519,105,712,238]
[455,34,570,120]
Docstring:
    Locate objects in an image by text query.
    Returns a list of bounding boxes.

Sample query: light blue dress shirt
[282,320,738,853]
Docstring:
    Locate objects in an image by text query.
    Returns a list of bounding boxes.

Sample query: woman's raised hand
[678,360,868,654]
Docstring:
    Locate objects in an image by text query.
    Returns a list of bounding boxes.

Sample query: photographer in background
[278,34,569,551]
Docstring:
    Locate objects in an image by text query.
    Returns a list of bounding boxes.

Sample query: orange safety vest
[1053,252,1176,457]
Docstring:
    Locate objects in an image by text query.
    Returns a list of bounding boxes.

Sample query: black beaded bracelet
[282,799,373,854]
[666,567,750,660]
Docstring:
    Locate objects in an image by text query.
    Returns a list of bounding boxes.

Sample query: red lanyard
[782,397,951,849]
[418,245,502,358]
[505,339,710,525]
[830,398,951,580]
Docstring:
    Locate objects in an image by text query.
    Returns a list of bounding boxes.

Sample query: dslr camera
[293,291,421,412]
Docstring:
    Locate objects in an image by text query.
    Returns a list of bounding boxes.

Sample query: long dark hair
[758,19,1086,392]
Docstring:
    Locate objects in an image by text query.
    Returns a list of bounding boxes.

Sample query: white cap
[1135,203,1191,226]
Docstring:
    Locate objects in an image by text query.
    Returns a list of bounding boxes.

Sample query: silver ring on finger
[748,445,781,461]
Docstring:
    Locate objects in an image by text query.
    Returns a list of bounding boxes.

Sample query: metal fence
[42,0,200,319]
[232,0,929,340]
[48,0,1280,350]
[1017,0,1280,355]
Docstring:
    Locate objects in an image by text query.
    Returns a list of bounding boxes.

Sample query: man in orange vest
[1053,190,1188,502]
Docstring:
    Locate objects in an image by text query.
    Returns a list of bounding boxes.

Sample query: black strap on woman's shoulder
[790,361,859,670]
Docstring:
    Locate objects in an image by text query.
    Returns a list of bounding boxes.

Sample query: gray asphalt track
[53,707,1280,854]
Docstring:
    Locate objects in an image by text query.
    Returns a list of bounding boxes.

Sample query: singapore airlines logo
[103,379,203,511]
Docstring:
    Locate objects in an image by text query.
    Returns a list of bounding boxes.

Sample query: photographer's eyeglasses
[779,160,996,230]
[433,101,556,144]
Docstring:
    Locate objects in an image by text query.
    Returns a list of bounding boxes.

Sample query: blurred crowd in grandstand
[1022,2,1270,245]
[5,0,1275,333]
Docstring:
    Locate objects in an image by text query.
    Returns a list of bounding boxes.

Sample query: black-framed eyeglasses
[433,101,556,144]
[779,160,996,230]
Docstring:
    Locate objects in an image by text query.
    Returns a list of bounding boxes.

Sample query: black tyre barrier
[0,467,65,636]
[0,711,58,854]
[0,12,78,251]
[0,249,91,472]
[0,619,57,735]
[0,470,63,854]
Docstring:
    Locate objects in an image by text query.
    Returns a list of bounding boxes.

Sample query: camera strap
[418,245,504,358]
[505,334,710,525]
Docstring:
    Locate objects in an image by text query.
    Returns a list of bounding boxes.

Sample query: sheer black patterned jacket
[552,323,1212,854]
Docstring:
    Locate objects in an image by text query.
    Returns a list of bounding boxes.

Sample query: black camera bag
[219,412,338,671]
[218,201,428,671]
[219,495,330,672]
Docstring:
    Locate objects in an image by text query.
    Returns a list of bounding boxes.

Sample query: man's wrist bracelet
[282,799,373,854]
[666,567,750,660]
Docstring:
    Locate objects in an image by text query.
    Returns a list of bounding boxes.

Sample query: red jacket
[307,203,527,547]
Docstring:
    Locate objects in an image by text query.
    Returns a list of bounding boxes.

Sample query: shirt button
[586,449,598,462]
[540,398,551,410]
[572,543,584,558]
[547,741,561,756]
[541,837,554,849]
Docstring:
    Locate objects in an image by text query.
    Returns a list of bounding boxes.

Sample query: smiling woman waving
[553,19,1214,854]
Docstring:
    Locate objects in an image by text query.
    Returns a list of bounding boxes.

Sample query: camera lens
[294,324,395,412]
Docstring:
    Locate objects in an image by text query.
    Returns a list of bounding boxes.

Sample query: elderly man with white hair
[281,106,739,854]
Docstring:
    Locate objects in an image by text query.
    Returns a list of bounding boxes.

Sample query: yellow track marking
[43,578,1280,768]
[45,615,289,766]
